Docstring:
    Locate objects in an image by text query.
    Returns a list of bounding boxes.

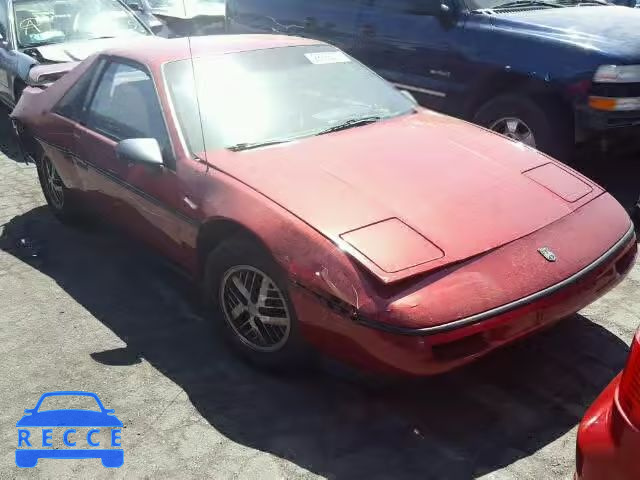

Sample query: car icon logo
[538,247,557,262]
[15,391,123,468]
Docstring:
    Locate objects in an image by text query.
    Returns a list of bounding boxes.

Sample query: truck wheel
[473,94,573,162]
[203,236,309,371]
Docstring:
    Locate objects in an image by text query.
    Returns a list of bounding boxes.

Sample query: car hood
[23,37,142,64]
[490,6,640,62]
[210,112,603,283]
[16,410,123,427]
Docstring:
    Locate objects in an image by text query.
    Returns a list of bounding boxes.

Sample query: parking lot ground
[1,120,639,479]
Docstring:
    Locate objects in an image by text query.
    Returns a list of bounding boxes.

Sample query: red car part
[576,328,640,480]
[10,36,638,376]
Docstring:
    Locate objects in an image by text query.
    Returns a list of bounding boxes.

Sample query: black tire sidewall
[203,237,308,370]
[474,94,573,161]
[35,153,66,217]
[35,152,86,224]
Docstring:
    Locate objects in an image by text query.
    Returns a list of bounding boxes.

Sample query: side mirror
[116,138,164,168]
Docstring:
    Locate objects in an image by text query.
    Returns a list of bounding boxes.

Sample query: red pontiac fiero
[12,35,637,376]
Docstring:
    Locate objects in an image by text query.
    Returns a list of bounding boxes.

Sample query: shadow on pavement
[0,206,631,479]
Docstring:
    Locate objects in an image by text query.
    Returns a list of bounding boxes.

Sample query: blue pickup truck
[226,0,640,160]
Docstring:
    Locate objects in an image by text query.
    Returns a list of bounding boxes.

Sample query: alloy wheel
[220,265,291,352]
[42,156,64,210]
[489,117,536,148]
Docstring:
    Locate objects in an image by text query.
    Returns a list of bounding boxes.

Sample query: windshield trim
[161,57,196,160]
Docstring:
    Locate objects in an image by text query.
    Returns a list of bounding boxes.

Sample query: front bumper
[576,104,640,132]
[576,376,640,480]
[292,224,636,376]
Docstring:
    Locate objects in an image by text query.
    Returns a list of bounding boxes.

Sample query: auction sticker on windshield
[304,51,351,65]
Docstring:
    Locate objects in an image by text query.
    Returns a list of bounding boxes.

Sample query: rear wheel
[474,94,573,162]
[203,236,309,370]
[35,152,84,224]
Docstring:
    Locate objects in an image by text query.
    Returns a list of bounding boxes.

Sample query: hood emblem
[538,247,557,263]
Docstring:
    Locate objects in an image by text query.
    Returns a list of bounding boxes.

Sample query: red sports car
[12,35,637,375]
[576,328,640,480]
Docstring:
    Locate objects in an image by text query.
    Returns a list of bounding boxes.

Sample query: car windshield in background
[13,0,148,49]
[37,395,102,412]
[164,45,416,154]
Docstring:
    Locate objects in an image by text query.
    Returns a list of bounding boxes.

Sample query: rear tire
[35,151,84,224]
[203,236,309,371]
[474,94,573,162]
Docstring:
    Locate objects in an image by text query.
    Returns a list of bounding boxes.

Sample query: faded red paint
[12,35,637,376]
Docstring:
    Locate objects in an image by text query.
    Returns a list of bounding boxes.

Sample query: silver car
[0,0,151,108]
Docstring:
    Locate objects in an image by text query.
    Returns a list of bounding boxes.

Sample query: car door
[354,0,456,111]
[292,0,363,51]
[230,0,362,51]
[75,58,186,262]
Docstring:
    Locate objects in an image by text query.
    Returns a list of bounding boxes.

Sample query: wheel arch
[18,124,41,160]
[462,70,573,120]
[196,217,272,281]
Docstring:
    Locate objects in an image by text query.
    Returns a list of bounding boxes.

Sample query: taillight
[618,329,640,428]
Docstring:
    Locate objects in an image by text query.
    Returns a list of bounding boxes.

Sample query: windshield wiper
[226,138,295,152]
[489,0,564,8]
[565,0,609,5]
[315,116,383,136]
[227,116,384,151]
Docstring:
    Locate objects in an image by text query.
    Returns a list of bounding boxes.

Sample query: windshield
[164,45,415,154]
[36,395,102,412]
[13,0,148,49]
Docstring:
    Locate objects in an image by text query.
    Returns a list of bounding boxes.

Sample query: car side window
[86,61,171,160]
[54,61,103,121]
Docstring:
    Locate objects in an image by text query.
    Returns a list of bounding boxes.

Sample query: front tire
[203,236,308,370]
[473,94,573,162]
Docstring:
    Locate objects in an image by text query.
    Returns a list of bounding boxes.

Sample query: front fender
[190,166,383,319]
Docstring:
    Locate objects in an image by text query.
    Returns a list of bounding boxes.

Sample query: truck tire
[473,94,573,162]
